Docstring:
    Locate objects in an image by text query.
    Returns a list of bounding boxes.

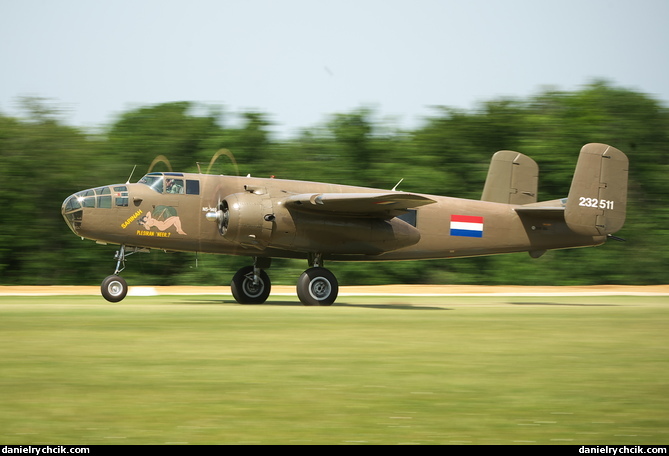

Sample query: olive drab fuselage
[61,173,602,261]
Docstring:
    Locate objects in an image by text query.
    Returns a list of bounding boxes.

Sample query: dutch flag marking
[450,215,484,238]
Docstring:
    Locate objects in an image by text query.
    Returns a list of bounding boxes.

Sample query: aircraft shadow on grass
[179,298,450,310]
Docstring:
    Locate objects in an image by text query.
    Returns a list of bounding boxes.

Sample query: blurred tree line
[1,81,668,287]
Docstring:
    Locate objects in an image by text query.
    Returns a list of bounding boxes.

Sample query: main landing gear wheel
[297,267,339,306]
[101,275,128,303]
[231,266,271,304]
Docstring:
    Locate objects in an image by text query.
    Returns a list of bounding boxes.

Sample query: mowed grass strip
[0,294,667,445]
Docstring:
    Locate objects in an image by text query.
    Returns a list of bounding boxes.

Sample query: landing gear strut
[100,245,146,303]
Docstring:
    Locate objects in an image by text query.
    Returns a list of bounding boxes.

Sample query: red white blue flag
[450,215,484,238]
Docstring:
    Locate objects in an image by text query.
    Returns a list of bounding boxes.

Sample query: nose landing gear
[100,245,147,302]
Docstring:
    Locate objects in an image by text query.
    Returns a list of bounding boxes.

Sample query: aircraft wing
[283,192,436,217]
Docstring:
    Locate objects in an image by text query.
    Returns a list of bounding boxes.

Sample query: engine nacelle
[288,213,421,254]
[208,192,274,249]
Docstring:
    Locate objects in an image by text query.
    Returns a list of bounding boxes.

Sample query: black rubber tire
[231,266,271,304]
[101,275,128,302]
[296,267,338,306]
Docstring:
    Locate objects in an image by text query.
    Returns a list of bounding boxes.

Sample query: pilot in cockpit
[165,178,184,194]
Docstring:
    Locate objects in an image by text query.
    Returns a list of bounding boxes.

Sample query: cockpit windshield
[138,173,165,193]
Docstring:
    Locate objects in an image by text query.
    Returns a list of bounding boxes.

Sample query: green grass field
[1,293,667,445]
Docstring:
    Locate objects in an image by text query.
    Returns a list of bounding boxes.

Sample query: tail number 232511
[579,197,615,210]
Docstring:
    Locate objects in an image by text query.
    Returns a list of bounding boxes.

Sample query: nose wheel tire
[101,275,128,302]
[297,267,338,306]
[231,266,271,304]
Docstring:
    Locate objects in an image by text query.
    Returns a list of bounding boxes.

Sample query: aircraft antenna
[126,165,137,184]
[392,178,404,191]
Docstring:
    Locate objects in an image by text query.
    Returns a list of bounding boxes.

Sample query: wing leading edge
[283,192,436,217]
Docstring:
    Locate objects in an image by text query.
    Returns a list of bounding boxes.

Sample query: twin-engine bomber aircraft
[62,143,628,305]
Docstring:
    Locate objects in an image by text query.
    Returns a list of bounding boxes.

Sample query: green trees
[0,98,106,284]
[1,82,667,286]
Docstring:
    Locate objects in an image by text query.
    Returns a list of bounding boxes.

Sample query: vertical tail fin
[565,143,628,236]
[481,150,539,204]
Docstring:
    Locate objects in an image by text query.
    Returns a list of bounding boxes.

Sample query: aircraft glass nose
[62,193,84,234]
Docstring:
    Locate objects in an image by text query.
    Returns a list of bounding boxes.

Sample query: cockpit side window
[186,180,200,195]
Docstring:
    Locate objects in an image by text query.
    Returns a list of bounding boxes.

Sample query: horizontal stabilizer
[284,192,435,217]
[514,205,565,219]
